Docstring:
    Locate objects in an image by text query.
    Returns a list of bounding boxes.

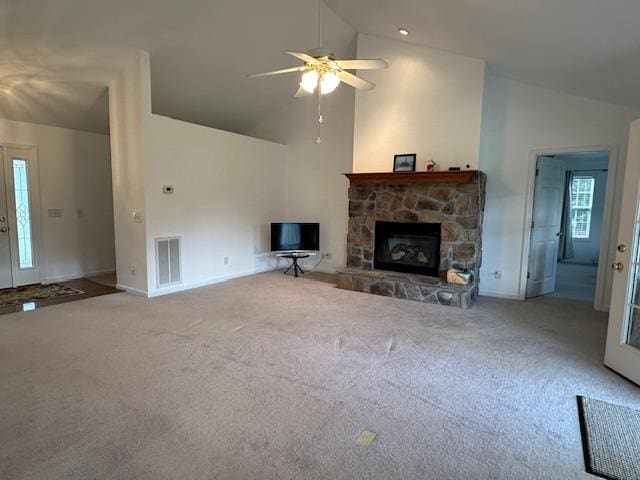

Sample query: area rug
[577,396,640,480]
[0,283,84,308]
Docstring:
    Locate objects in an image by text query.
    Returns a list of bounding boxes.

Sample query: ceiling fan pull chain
[318,0,323,48]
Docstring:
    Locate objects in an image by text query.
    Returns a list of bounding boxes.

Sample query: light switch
[48,209,63,218]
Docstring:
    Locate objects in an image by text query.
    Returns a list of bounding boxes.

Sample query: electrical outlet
[224,256,229,265]
[129,265,136,276]
[493,270,502,279]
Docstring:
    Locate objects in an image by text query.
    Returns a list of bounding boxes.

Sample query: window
[570,176,595,239]
[12,159,33,269]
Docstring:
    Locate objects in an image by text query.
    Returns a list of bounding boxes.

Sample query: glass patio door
[605,119,640,385]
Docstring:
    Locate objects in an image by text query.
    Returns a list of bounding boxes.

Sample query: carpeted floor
[1,271,639,479]
[551,263,598,303]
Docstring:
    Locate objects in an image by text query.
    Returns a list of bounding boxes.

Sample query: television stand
[276,252,316,278]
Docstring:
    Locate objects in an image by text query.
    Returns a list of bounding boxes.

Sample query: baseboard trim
[311,266,338,274]
[116,284,148,296]
[478,290,523,300]
[147,265,278,298]
[43,269,116,284]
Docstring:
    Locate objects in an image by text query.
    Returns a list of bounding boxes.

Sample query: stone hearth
[337,171,486,308]
[337,268,477,309]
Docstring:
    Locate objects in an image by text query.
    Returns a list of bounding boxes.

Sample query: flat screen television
[271,223,319,252]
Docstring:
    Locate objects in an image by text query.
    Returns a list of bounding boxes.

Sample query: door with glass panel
[0,146,40,288]
[605,119,640,385]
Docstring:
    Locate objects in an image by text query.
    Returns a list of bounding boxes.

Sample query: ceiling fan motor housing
[306,47,335,60]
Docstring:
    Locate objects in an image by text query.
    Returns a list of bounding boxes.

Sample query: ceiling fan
[248,1,388,99]
[249,48,388,98]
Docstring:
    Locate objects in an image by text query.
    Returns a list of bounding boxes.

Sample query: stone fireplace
[337,171,486,308]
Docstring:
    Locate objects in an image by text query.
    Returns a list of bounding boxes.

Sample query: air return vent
[156,237,181,287]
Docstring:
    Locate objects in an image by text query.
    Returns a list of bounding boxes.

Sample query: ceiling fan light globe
[300,70,319,93]
[320,71,340,94]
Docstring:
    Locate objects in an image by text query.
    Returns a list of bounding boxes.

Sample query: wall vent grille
[156,237,181,287]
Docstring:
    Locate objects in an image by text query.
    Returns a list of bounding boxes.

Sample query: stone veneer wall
[346,172,486,273]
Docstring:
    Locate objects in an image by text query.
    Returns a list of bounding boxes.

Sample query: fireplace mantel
[343,171,477,186]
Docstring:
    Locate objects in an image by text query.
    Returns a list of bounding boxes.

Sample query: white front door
[0,146,41,288]
[527,156,567,298]
[0,149,12,289]
[605,119,640,385]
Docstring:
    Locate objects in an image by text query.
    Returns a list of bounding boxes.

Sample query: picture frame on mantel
[393,153,416,172]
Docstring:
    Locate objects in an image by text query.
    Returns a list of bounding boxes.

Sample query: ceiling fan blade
[248,66,304,78]
[286,51,319,64]
[337,70,375,91]
[294,86,312,98]
[335,59,388,70]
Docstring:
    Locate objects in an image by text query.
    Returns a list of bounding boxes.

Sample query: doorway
[525,149,614,307]
[0,145,42,288]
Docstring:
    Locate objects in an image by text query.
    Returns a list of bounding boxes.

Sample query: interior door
[0,146,41,287]
[527,156,567,298]
[605,119,640,385]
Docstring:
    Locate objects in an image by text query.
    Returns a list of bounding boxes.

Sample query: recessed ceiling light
[398,28,410,36]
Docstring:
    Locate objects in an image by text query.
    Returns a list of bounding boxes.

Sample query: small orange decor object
[447,269,472,285]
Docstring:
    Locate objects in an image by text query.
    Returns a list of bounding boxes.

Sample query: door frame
[520,145,620,310]
[0,143,44,286]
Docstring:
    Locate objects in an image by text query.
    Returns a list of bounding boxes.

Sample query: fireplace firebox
[374,221,440,276]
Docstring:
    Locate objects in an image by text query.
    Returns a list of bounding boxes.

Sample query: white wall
[109,51,290,297]
[479,74,640,306]
[353,34,486,173]
[144,114,288,296]
[108,52,151,294]
[249,6,357,273]
[0,118,115,282]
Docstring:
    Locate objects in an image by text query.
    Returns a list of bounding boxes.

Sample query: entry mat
[0,283,84,308]
[577,396,640,480]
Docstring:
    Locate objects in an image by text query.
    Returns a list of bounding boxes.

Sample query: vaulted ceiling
[0,0,349,135]
[1,0,640,135]
[327,0,640,111]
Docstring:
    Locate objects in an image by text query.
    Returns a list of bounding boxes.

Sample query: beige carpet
[1,271,639,479]
[552,263,598,303]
